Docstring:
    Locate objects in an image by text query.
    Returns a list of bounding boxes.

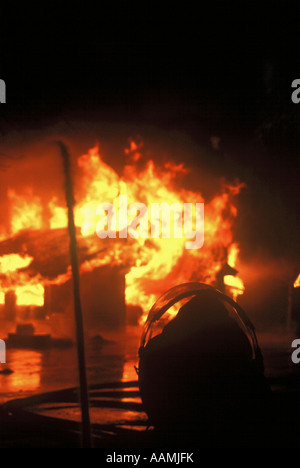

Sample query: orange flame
[1,141,245,316]
[0,254,44,306]
[294,273,300,288]
[8,188,43,235]
[0,254,33,274]
[224,243,245,300]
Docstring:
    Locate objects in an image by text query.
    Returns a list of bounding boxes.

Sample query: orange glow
[8,350,41,392]
[294,273,300,288]
[122,361,138,382]
[224,243,245,300]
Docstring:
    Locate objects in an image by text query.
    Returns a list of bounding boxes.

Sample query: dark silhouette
[139,288,270,446]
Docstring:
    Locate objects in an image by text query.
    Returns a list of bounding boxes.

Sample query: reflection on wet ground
[0,327,299,404]
[0,326,300,448]
[0,325,141,404]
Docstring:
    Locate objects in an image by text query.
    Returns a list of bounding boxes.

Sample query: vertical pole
[58,141,92,448]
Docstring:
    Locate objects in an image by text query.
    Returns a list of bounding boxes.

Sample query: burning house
[0,139,246,339]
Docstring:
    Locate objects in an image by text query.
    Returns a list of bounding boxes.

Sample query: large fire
[0,140,245,322]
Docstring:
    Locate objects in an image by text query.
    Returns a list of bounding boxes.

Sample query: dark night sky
[0,3,299,264]
[1,5,298,126]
